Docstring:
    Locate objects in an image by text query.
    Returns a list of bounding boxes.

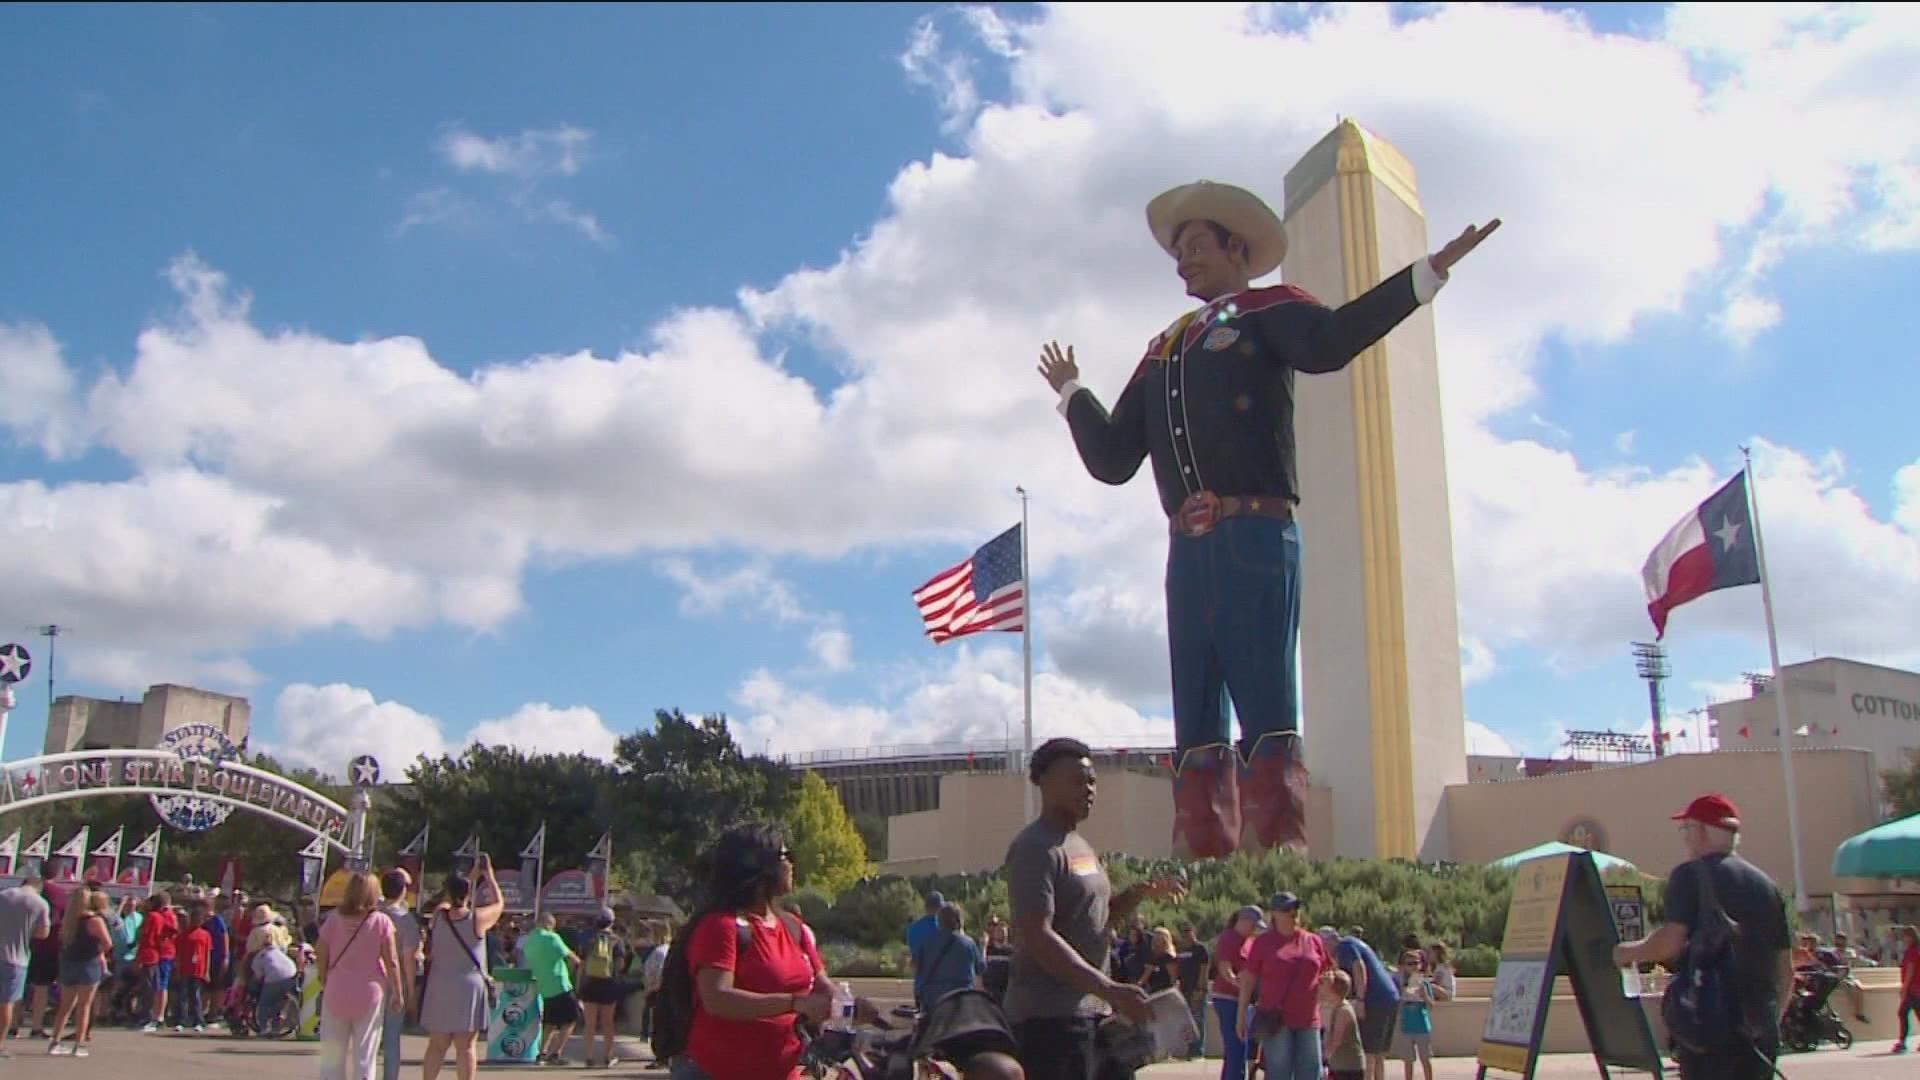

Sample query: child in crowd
[177,904,213,1033]
[1320,969,1363,1080]
[1395,949,1436,1080]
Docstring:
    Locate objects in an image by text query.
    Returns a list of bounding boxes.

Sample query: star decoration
[1714,516,1745,552]
[0,643,29,683]
[351,757,381,786]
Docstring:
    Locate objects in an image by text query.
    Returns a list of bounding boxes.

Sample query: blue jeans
[1167,516,1302,752]
[1211,997,1249,1080]
[381,999,406,1079]
[1261,1024,1323,1080]
[257,976,297,1033]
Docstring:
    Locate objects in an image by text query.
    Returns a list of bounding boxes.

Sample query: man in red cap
[1614,792,1792,1079]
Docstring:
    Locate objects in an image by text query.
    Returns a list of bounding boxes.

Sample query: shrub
[1454,943,1502,978]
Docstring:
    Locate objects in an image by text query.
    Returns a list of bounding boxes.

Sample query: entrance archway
[2,748,355,854]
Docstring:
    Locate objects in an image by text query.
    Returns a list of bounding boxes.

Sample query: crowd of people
[0,869,316,1059]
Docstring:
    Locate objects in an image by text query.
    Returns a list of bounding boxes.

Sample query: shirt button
[1183,466,1192,475]
[1174,427,1183,436]
[1171,389,1179,398]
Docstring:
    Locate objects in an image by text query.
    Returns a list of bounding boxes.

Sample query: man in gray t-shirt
[1,874,53,1056]
[1003,738,1185,1080]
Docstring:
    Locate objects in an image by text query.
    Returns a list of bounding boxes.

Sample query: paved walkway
[0,1028,1907,1077]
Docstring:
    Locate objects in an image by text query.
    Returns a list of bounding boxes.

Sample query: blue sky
[2,2,1917,781]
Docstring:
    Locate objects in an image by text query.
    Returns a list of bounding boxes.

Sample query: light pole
[1632,642,1670,757]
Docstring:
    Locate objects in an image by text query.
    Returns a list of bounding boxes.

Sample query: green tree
[785,770,869,896]
[611,710,795,900]
[377,745,620,878]
[1882,749,1920,820]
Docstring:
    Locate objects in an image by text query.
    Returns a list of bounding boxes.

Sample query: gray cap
[1267,891,1301,913]
[1234,905,1266,928]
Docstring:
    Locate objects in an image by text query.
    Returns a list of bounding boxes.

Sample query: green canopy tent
[1490,840,1639,875]
[1832,813,1920,879]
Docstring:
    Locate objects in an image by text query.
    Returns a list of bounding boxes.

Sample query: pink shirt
[320,910,394,1021]
[1241,928,1330,1029]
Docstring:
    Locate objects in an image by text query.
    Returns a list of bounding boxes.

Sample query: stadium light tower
[1632,641,1670,758]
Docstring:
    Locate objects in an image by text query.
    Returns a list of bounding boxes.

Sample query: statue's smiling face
[1172,220,1249,302]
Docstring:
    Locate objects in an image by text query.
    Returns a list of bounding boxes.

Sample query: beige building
[886,746,1880,902]
[1709,657,1920,780]
[1284,120,1468,862]
[42,683,251,754]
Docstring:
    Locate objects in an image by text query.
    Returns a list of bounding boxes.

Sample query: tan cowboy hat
[1146,180,1287,279]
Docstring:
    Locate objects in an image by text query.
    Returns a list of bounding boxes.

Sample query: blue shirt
[1334,937,1399,1008]
[203,914,229,976]
[914,930,984,1008]
[1398,974,1435,1035]
[904,915,938,992]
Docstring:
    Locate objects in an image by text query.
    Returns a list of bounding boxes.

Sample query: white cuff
[1055,379,1083,417]
[1413,256,1447,306]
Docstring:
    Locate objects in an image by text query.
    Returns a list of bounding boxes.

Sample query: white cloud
[1614,430,1637,456]
[1464,720,1517,758]
[900,15,982,136]
[436,124,593,178]
[729,645,1172,758]
[5,4,1920,755]
[395,187,483,235]
[0,323,85,458]
[658,558,807,623]
[407,124,609,242]
[469,703,620,760]
[807,628,853,673]
[271,683,449,779]
[1461,637,1497,688]
[267,684,622,780]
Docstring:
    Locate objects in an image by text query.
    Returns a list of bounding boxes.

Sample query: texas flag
[1642,471,1762,638]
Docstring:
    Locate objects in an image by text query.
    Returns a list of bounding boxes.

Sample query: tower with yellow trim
[1282,119,1468,860]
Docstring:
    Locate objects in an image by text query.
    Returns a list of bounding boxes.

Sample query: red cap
[1673,792,1741,830]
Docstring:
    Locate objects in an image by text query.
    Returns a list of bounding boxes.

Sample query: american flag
[913,524,1026,644]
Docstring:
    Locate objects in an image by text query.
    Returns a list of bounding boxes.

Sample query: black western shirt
[1056,259,1445,519]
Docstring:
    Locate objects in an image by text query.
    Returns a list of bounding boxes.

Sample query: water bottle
[829,980,856,1030]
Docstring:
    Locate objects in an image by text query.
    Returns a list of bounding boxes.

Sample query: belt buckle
[1177,492,1220,537]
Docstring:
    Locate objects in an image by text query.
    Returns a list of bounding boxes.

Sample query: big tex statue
[1039,180,1497,857]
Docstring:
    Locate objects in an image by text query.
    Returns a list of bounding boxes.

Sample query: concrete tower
[1281,120,1468,860]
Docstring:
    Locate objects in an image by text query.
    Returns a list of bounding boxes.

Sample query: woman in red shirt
[1235,892,1328,1080]
[1209,905,1263,1080]
[675,824,834,1080]
[1895,926,1920,1053]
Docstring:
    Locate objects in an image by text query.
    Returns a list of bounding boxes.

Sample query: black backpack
[651,909,809,1064]
[1661,861,1747,1054]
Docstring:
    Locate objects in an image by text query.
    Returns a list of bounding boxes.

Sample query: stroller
[798,989,1022,1079]
[1780,966,1853,1052]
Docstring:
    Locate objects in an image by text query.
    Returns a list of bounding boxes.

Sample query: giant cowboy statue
[1038,179,1498,858]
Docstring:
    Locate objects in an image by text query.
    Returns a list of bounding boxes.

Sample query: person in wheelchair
[912,906,985,1014]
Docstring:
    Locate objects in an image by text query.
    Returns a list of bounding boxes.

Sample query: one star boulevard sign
[350,755,381,787]
[0,748,352,850]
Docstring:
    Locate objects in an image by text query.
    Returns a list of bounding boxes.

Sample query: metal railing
[783,740,1177,767]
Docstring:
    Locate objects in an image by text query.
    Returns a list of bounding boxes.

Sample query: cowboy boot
[1171,745,1241,860]
[1240,733,1310,853]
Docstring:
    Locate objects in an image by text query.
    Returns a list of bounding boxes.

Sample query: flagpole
[1018,486,1035,823]
[1743,446,1808,912]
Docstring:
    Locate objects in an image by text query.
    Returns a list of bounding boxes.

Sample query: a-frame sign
[1476,851,1666,1079]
